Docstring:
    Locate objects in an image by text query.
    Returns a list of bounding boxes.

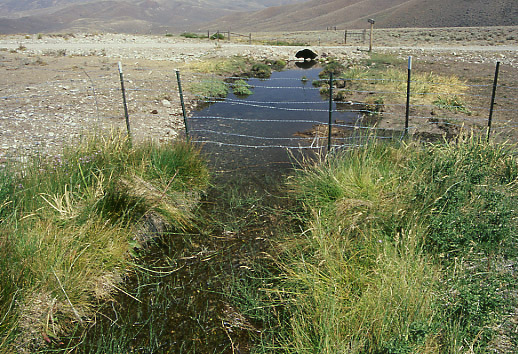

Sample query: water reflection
[295,60,318,69]
[189,67,362,170]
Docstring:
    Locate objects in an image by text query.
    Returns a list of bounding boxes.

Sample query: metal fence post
[327,72,333,154]
[487,61,500,142]
[175,70,189,139]
[404,56,412,138]
[118,61,131,141]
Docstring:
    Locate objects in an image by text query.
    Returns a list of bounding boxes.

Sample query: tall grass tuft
[0,132,208,352]
[242,135,518,353]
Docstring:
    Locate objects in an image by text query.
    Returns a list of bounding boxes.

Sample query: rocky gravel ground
[0,33,363,162]
[0,29,517,162]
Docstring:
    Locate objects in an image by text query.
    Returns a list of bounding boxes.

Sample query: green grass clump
[238,135,518,353]
[319,60,346,79]
[232,79,253,96]
[268,59,287,71]
[189,78,229,99]
[250,63,272,78]
[0,133,208,352]
[433,95,471,114]
[180,32,204,39]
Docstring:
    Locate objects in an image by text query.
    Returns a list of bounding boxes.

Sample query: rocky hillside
[1,0,517,34]
[0,0,304,34]
[204,0,518,31]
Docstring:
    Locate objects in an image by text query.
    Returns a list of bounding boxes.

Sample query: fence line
[183,59,517,150]
[1,58,517,162]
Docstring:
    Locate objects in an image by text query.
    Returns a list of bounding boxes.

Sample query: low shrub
[250,63,271,78]
[180,32,205,39]
[232,79,253,96]
[210,33,225,40]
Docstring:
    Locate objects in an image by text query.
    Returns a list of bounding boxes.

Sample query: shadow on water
[69,67,387,353]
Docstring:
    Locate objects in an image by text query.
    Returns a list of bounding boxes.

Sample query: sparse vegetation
[340,53,468,105]
[433,95,471,114]
[184,56,250,75]
[180,32,205,39]
[263,40,308,46]
[364,96,385,115]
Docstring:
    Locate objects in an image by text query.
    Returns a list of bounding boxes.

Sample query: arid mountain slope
[0,0,304,34]
[1,0,517,34]
[205,0,518,31]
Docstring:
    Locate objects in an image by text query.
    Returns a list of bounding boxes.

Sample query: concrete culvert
[295,48,318,61]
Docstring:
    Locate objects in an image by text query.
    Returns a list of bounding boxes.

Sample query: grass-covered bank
[0,133,208,353]
[234,135,518,353]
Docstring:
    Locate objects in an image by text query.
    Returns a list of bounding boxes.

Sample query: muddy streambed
[70,67,378,353]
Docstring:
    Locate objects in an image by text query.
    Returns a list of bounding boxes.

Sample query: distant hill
[0,0,304,34]
[203,0,518,31]
[1,0,517,34]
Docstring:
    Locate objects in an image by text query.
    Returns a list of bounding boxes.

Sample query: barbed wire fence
[1,56,517,165]
[0,59,186,163]
[180,58,517,155]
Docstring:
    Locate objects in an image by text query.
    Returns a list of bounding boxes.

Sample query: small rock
[162,99,171,107]
[151,109,158,114]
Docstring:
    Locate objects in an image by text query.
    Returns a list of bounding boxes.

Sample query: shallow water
[189,67,362,169]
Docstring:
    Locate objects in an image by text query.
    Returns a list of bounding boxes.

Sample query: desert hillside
[0,0,304,34]
[204,0,518,31]
[0,0,517,34]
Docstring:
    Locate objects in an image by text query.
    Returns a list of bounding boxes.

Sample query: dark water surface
[189,67,362,170]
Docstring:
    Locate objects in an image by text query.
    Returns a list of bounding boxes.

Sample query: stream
[73,66,366,354]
